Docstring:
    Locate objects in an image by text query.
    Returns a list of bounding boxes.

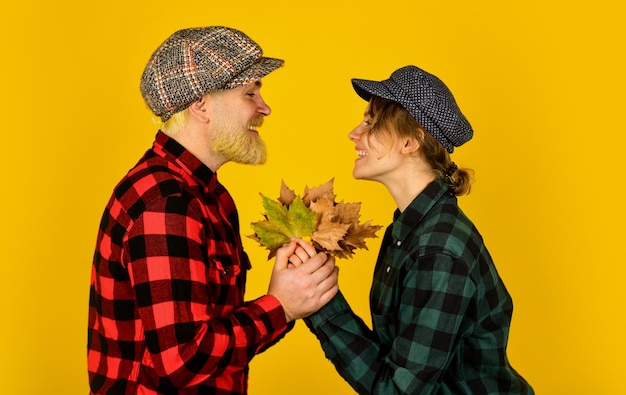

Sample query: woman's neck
[384,166,436,212]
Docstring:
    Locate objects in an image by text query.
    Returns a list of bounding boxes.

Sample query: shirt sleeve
[125,194,290,388]
[305,253,476,394]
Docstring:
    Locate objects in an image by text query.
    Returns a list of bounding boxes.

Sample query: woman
[294,66,534,394]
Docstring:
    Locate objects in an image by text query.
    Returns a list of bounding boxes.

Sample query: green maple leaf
[250,194,316,252]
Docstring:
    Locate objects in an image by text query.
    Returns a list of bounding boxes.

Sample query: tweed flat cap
[140,26,284,122]
[352,65,473,152]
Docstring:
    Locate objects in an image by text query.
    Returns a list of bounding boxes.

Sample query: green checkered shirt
[306,178,533,394]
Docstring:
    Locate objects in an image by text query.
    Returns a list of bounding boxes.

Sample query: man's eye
[247,92,256,97]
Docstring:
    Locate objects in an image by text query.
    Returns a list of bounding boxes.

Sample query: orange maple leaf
[278,179,297,206]
[333,201,361,224]
[303,178,336,206]
[250,179,382,259]
[343,220,383,250]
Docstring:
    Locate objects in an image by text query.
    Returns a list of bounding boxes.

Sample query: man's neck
[168,124,226,172]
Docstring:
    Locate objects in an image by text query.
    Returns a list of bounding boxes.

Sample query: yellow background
[1,1,624,394]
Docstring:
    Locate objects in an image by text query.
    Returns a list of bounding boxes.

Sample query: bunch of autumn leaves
[249,179,382,259]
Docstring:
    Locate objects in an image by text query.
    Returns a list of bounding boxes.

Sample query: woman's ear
[401,135,421,154]
[188,97,210,122]
[401,128,425,154]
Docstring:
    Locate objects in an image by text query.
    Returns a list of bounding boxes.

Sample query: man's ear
[188,97,210,122]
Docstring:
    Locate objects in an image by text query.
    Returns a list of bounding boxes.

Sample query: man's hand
[268,239,339,322]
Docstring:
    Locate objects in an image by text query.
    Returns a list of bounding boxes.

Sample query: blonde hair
[368,97,473,196]
[160,90,229,136]
[160,108,189,136]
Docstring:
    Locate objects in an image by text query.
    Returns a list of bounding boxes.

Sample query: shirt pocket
[371,311,397,347]
[206,255,243,304]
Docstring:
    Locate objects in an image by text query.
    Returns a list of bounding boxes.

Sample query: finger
[292,246,311,263]
[288,254,303,267]
[319,284,339,306]
[317,267,340,304]
[292,238,318,257]
[316,265,338,290]
[300,251,328,274]
[274,241,297,269]
[309,255,337,284]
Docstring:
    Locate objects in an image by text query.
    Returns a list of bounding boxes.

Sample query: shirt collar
[391,178,452,242]
[152,131,217,191]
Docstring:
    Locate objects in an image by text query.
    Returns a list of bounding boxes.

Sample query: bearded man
[87,26,338,395]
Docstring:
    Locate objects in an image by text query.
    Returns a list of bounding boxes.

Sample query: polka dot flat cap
[352,65,473,152]
[140,26,284,122]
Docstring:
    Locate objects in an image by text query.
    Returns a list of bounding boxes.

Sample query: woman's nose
[348,124,364,141]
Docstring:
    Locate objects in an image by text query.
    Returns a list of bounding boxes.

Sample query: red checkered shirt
[88,132,290,394]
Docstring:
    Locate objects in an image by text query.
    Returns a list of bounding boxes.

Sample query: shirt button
[223,268,230,275]
[386,266,391,273]
[396,240,402,247]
